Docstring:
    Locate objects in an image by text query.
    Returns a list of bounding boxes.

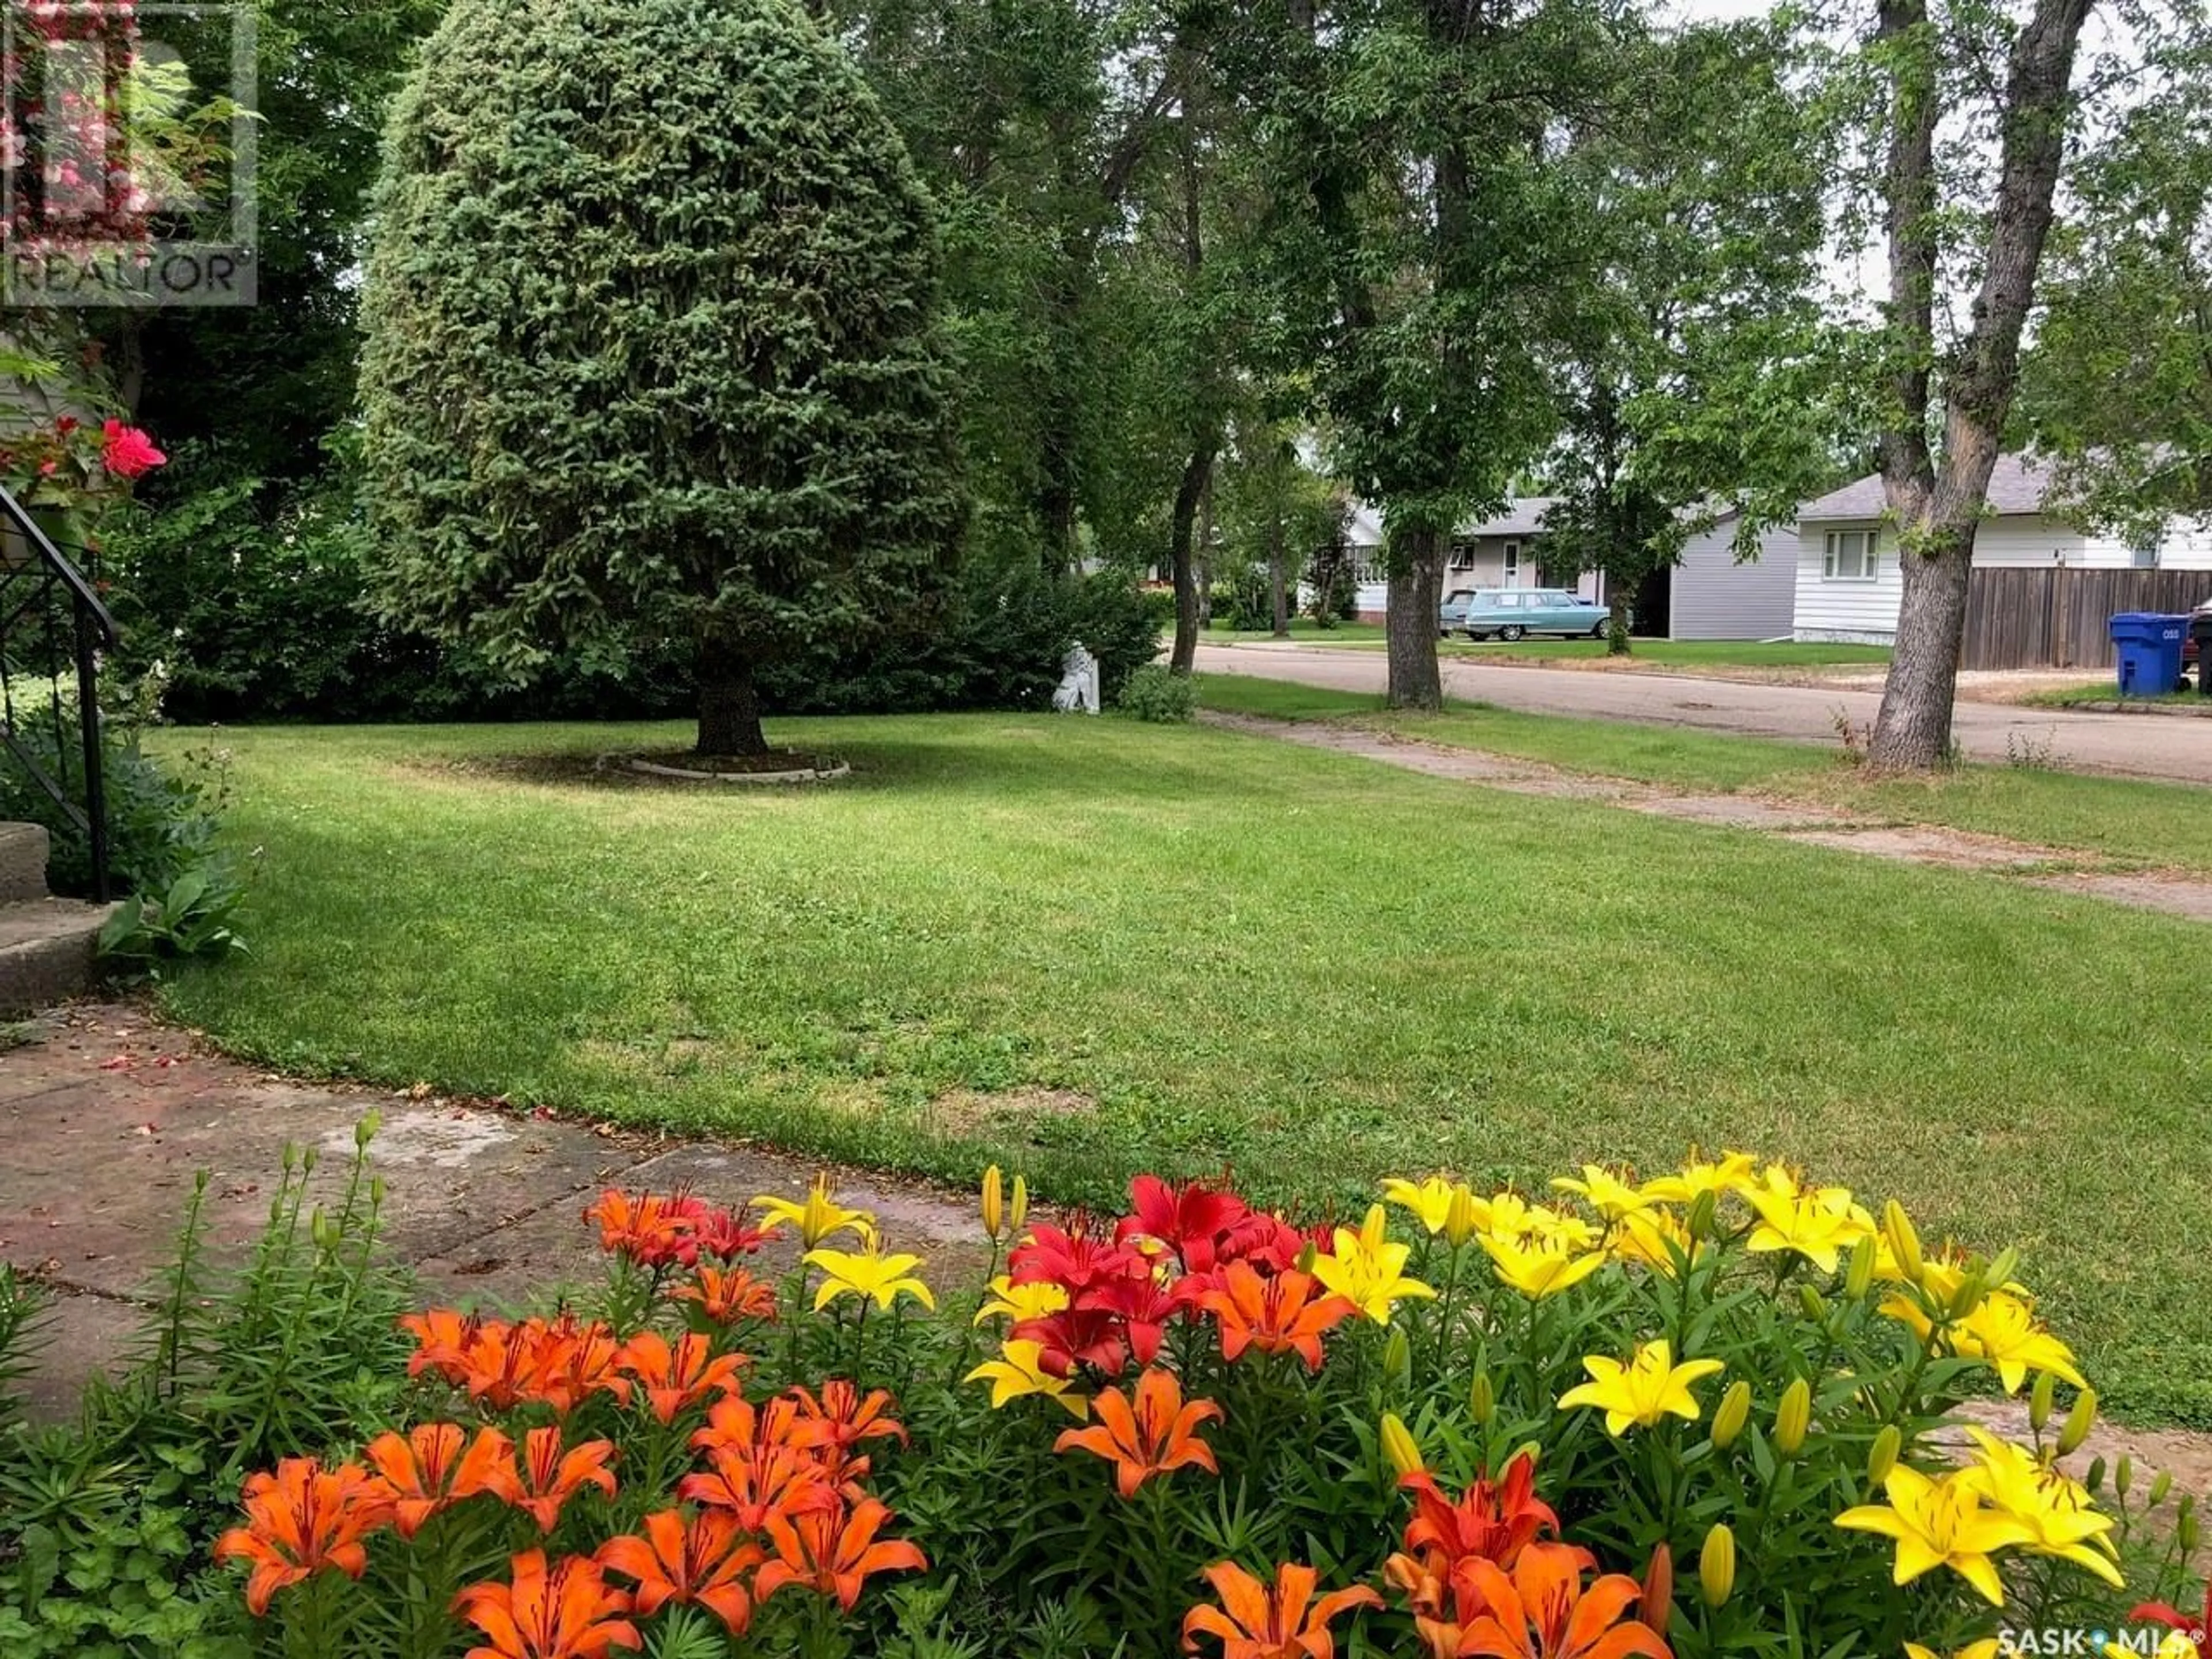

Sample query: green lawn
[2022,681,2212,712]
[1202,674,2212,874]
[156,716,2210,1423]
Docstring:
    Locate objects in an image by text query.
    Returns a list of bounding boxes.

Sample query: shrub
[1211,560,1279,632]
[360,0,964,755]
[0,710,233,903]
[1116,663,1198,724]
[10,1137,2190,1659]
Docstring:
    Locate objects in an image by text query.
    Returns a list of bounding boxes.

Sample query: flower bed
[7,1132,2205,1658]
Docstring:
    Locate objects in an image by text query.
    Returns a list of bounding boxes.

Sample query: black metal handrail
[0,483,117,902]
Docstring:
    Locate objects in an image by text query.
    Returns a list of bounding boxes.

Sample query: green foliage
[359,0,964,739]
[97,863,251,969]
[1114,664,1198,724]
[0,714,232,903]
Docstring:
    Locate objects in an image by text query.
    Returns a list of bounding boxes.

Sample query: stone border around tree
[595,752,853,785]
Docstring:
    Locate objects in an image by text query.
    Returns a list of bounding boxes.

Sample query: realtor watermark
[1998,1627,2204,1656]
[2,0,257,306]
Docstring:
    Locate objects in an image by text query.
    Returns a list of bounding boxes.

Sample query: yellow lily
[1904,1645,2002,1659]
[1745,1181,1876,1275]
[972,1274,1070,1325]
[753,1175,874,1249]
[1835,1466,2035,1605]
[1309,1204,1437,1325]
[1609,1206,1699,1275]
[1481,1232,1607,1299]
[805,1244,935,1312]
[965,1339,1087,1418]
[1551,1165,1652,1220]
[1382,1176,1478,1237]
[1639,1149,1760,1205]
[1956,1427,2121,1587]
[1955,1291,2087,1393]
[1556,1339,1724,1435]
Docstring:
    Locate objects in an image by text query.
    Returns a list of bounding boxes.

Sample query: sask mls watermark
[2,0,256,307]
[1998,1626,2205,1656]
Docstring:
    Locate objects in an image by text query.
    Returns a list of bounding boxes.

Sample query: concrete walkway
[1203,712,2212,923]
[0,1002,983,1422]
[1195,643,2212,786]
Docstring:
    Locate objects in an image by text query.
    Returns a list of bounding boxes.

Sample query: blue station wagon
[1440,587,1620,642]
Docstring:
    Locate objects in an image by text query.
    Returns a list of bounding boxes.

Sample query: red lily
[1009,1221,1147,1296]
[453,1549,640,1659]
[1117,1175,1252,1272]
[614,1331,746,1424]
[214,1458,392,1615]
[363,1423,521,1539]
[1200,1262,1356,1371]
[695,1207,779,1260]
[755,1494,926,1611]
[1181,1561,1382,1659]
[2129,1584,2211,1659]
[1055,1368,1223,1499]
[597,1509,761,1636]
[1402,1452,1560,1571]
[1013,1300,1140,1377]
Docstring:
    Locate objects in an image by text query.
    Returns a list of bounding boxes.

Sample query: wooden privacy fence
[1961,567,2212,671]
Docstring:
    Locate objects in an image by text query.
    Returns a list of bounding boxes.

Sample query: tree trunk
[1607,588,1632,656]
[1168,437,1215,674]
[695,639,768,757]
[1268,487,1290,637]
[1869,525,1975,769]
[1386,527,1445,709]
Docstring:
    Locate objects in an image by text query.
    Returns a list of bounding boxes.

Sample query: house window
[2131,532,2160,569]
[1448,543,1475,572]
[1822,529,1878,581]
[1503,541,1521,585]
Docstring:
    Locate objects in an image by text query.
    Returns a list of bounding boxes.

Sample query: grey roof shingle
[1798,454,2054,521]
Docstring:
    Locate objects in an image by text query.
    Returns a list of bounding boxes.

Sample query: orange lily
[755,1493,927,1612]
[613,1332,746,1425]
[1450,1543,1671,1659]
[402,1308,482,1382]
[510,1427,619,1533]
[525,1317,630,1416]
[363,1423,521,1539]
[584,1189,700,1267]
[1181,1561,1382,1659]
[787,1381,907,1450]
[453,1549,641,1659]
[1055,1368,1223,1499]
[669,1264,778,1325]
[681,1396,838,1528]
[1200,1262,1356,1372]
[596,1508,761,1636]
[214,1457,392,1615]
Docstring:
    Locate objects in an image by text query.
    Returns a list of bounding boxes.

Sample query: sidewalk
[0,1002,984,1422]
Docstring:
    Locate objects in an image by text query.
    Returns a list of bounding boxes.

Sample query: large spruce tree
[359,0,963,755]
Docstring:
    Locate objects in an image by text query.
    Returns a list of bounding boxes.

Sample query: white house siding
[1669,522,1797,641]
[2154,522,2212,570]
[1792,515,2109,643]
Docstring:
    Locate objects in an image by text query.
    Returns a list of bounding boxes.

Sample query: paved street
[1194,644,2212,785]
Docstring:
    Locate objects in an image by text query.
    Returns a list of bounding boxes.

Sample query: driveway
[1192,643,2212,786]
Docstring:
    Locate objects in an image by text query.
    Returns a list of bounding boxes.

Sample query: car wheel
[1466,630,1488,642]
[1590,619,1607,639]
[1499,624,1527,642]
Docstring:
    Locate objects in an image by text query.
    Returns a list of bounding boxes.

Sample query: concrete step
[0,823,51,904]
[0,897,114,1016]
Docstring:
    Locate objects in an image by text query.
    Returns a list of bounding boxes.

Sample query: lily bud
[2178,1497,2199,1553]
[1844,1235,1876,1301]
[1867,1425,1901,1485]
[2116,1455,2134,1499]
[281,1142,297,1174]
[1775,1378,1812,1457]
[2058,1388,2097,1456]
[1711,1380,1751,1450]
[1444,1184,1482,1248]
[1984,1247,2020,1295]
[2029,1370,2055,1433]
[309,1206,335,1249]
[1639,1543,1673,1639]
[1294,1240,1319,1275]
[354,1111,380,1150]
[1383,1328,1412,1388]
[1698,1523,1735,1607]
[301,1145,319,1175]
[1469,1370,1495,1426]
[2150,1470,2172,1507]
[1510,1439,1543,1473]
[1946,1270,1987,1323]
[1797,1285,1828,1324]
[1009,1175,1029,1236]
[1686,1191,1718,1240]
[1380,1412,1423,1479]
[1882,1199,1923,1285]
[980,1165,1004,1241]
[370,1174,387,1208]
[2085,1455,2108,1493]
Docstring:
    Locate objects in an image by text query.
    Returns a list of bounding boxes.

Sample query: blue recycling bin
[2110,612,2189,697]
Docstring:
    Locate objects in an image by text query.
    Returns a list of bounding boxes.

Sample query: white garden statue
[1051,642,1101,714]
